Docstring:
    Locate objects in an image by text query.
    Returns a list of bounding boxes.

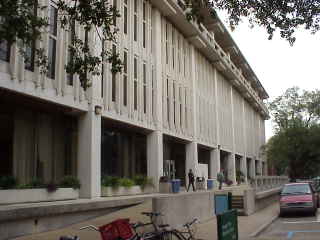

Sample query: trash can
[196,177,206,190]
[171,179,181,193]
[207,179,214,190]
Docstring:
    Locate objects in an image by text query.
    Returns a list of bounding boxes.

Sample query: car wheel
[279,210,284,217]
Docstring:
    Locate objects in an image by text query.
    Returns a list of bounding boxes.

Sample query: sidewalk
[14,200,279,240]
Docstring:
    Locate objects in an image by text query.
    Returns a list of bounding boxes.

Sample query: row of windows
[108,46,155,116]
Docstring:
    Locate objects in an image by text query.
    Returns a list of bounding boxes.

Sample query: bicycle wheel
[152,230,184,240]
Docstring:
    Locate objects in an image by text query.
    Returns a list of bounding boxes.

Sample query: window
[111,44,117,102]
[123,51,128,106]
[123,0,127,34]
[0,41,10,62]
[134,0,137,42]
[151,66,155,117]
[185,88,188,129]
[172,29,175,69]
[67,20,75,85]
[166,78,170,123]
[178,36,180,73]
[134,57,138,110]
[143,63,147,114]
[165,24,168,64]
[113,0,117,26]
[179,87,182,128]
[47,3,58,79]
[173,81,176,125]
[25,0,38,71]
[150,9,153,53]
[143,1,146,48]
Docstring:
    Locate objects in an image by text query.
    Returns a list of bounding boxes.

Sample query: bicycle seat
[59,236,79,240]
[158,224,170,228]
[141,212,162,217]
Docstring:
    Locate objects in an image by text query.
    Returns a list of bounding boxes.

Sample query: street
[257,209,320,240]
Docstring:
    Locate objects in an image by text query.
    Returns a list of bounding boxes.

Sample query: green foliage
[59,176,81,189]
[185,0,320,44]
[266,87,320,179]
[0,0,122,91]
[118,178,135,188]
[101,175,121,188]
[236,170,245,183]
[132,175,153,188]
[0,176,17,189]
[28,178,45,188]
[57,0,122,90]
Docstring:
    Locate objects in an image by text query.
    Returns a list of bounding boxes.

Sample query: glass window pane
[47,37,56,79]
[0,41,10,62]
[49,5,57,36]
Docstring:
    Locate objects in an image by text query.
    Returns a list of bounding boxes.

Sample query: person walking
[217,169,225,190]
[187,169,196,192]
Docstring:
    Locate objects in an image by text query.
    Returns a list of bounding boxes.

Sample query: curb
[249,215,278,237]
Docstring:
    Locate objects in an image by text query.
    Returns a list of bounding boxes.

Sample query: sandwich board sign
[217,209,238,240]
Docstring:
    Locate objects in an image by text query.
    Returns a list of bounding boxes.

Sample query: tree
[0,0,122,90]
[266,87,320,178]
[1,1,320,90]
[268,87,320,131]
[186,0,320,45]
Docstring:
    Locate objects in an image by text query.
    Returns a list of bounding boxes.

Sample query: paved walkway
[14,200,279,240]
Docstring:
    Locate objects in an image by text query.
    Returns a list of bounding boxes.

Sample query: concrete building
[0,0,269,200]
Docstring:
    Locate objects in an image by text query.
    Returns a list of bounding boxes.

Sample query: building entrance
[101,120,147,178]
[163,137,186,186]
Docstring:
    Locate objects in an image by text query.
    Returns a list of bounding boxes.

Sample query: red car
[279,182,318,216]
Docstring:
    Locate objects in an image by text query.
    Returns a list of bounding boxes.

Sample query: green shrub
[28,178,45,188]
[101,175,121,188]
[59,176,81,189]
[0,176,17,189]
[133,175,147,186]
[119,178,135,188]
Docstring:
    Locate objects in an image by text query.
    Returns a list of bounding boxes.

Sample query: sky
[220,18,320,140]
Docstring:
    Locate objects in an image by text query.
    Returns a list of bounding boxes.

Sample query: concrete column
[77,110,101,198]
[228,153,236,184]
[242,155,248,183]
[210,148,220,179]
[251,158,256,178]
[186,141,198,182]
[152,9,163,128]
[147,131,163,191]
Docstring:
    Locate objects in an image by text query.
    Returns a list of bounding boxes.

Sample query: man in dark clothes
[187,169,196,192]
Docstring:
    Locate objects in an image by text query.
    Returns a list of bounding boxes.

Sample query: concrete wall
[152,192,215,228]
[243,188,281,216]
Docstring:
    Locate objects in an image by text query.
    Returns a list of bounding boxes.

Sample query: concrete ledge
[0,195,153,223]
[256,187,281,199]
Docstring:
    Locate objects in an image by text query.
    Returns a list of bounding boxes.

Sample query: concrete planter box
[101,185,155,197]
[159,182,172,193]
[0,188,79,205]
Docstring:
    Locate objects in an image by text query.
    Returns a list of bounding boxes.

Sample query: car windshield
[281,184,311,195]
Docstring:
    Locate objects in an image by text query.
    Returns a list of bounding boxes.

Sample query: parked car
[279,182,318,216]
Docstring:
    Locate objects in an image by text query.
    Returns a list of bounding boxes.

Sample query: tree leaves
[266,87,320,178]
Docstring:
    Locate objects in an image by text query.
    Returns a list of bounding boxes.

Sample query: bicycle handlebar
[183,218,198,228]
[79,225,99,231]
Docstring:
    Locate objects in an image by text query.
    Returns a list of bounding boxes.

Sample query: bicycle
[170,218,204,240]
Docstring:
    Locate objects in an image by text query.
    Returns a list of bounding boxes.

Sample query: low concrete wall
[0,196,151,240]
[243,187,281,216]
[152,191,215,228]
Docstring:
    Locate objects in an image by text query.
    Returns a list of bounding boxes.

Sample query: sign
[217,209,238,240]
